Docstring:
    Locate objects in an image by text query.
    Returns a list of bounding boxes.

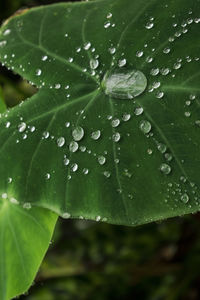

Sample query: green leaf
[0,0,200,227]
[0,198,57,300]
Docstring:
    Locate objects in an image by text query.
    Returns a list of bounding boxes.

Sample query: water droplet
[122,113,131,121]
[181,193,189,203]
[104,171,111,178]
[134,107,143,116]
[18,122,26,132]
[3,29,11,36]
[150,68,159,76]
[83,168,89,175]
[23,202,32,210]
[90,58,99,70]
[104,21,111,28]
[157,143,167,153]
[136,51,144,58]
[145,22,154,29]
[118,58,127,67]
[96,216,101,221]
[45,173,51,180]
[42,55,48,61]
[57,137,65,147]
[63,212,71,219]
[102,69,147,99]
[69,141,79,152]
[111,119,120,127]
[112,132,121,142]
[71,163,78,172]
[84,42,91,50]
[139,120,151,134]
[108,47,116,54]
[36,69,42,76]
[98,155,106,165]
[163,47,171,54]
[72,126,84,141]
[160,163,171,175]
[91,130,101,140]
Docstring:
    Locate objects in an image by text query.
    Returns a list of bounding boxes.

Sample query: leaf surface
[0,199,57,300]
[0,0,200,225]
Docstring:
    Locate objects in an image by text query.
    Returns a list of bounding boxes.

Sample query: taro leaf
[0,199,57,300]
[0,0,200,226]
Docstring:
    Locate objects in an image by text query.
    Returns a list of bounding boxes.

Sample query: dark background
[1,1,200,299]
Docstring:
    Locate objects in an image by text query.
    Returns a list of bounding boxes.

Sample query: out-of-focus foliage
[21,216,200,300]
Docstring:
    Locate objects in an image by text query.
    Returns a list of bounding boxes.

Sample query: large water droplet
[102,69,147,99]
[181,193,189,203]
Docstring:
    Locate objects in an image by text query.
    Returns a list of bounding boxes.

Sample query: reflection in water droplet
[72,126,84,141]
[160,163,171,175]
[139,120,151,134]
[102,69,147,99]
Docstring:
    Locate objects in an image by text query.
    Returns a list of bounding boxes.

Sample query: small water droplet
[139,120,151,134]
[57,137,65,147]
[91,130,101,140]
[181,193,189,203]
[98,155,106,165]
[160,163,171,175]
[18,122,26,133]
[71,163,78,172]
[90,58,99,70]
[23,202,32,210]
[63,212,71,219]
[111,119,120,127]
[36,69,42,76]
[145,22,154,29]
[72,126,84,141]
[118,58,127,67]
[134,107,143,116]
[112,132,121,142]
[69,141,79,152]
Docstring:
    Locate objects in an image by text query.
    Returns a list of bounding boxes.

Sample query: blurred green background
[1,1,200,299]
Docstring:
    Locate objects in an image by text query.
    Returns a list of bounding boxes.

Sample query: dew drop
[160,163,171,175]
[112,132,121,142]
[57,137,65,147]
[111,119,120,127]
[36,69,42,76]
[181,193,189,203]
[91,130,101,140]
[71,163,78,172]
[134,107,143,116]
[18,122,26,132]
[102,69,147,99]
[145,22,154,29]
[90,58,99,70]
[98,155,106,165]
[69,141,79,152]
[72,126,84,141]
[63,212,71,219]
[118,58,127,67]
[139,120,151,134]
